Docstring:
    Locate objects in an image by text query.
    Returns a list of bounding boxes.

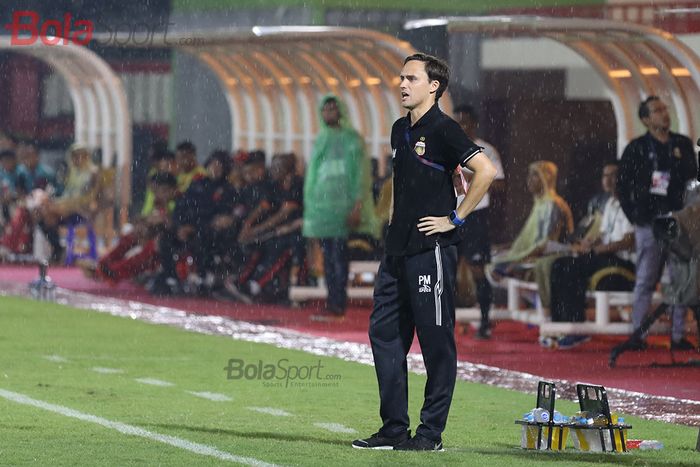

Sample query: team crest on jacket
[414,140,426,156]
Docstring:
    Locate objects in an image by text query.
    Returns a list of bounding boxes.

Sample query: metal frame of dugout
[0,36,132,225]
[104,26,444,164]
[405,15,700,157]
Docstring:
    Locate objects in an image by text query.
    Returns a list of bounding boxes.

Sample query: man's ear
[429,80,440,94]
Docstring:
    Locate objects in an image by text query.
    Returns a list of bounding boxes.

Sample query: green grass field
[0,295,697,466]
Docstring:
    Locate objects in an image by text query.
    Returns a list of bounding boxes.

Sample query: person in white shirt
[453,105,505,339]
[548,162,635,349]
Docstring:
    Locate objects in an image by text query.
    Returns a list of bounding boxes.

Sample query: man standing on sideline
[303,94,377,316]
[352,54,497,451]
[453,104,505,339]
[617,96,698,351]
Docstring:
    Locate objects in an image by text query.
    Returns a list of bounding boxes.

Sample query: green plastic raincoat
[303,94,378,239]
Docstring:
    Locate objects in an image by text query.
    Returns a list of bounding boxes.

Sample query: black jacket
[173,177,238,228]
[617,132,697,226]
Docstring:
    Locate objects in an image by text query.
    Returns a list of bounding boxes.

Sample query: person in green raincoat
[303,95,378,315]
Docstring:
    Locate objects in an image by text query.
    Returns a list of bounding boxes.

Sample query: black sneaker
[352,430,410,450]
[394,433,443,451]
[671,338,697,351]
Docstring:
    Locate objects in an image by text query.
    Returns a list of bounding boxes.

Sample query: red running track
[2,265,698,401]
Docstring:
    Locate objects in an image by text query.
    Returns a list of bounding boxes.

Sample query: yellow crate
[520,424,569,450]
[571,427,628,452]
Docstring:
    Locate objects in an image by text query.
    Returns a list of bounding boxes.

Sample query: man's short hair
[404,53,450,101]
[206,150,233,177]
[176,141,196,154]
[453,104,478,121]
[152,150,175,162]
[150,171,177,188]
[246,150,266,166]
[638,96,661,120]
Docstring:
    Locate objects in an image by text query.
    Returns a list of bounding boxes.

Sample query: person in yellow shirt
[175,141,207,194]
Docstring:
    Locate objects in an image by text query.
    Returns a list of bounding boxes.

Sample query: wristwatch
[448,210,465,226]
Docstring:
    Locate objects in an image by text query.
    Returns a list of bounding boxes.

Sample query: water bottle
[626,439,663,450]
[639,440,664,450]
[532,408,550,423]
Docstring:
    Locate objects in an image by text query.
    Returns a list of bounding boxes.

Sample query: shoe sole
[393,447,445,452]
[351,444,394,450]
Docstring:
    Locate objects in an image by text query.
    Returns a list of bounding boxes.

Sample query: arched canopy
[0,37,132,223]
[157,26,438,160]
[405,16,700,155]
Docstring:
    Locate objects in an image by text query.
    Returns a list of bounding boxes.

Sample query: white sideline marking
[187,391,232,402]
[0,388,278,466]
[44,355,68,363]
[247,407,291,417]
[91,367,124,374]
[134,378,174,387]
[313,423,357,434]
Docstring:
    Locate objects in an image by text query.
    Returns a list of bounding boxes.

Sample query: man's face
[321,100,341,127]
[270,156,287,181]
[399,60,438,110]
[642,99,671,132]
[527,169,544,196]
[71,149,90,168]
[156,157,177,174]
[207,159,224,181]
[176,150,196,172]
[601,164,618,194]
[153,184,176,204]
[243,163,266,184]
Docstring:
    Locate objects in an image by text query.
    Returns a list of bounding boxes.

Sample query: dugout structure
[405,15,700,156]
[0,36,132,225]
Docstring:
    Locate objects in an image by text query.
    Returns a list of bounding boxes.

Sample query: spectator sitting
[237,153,304,302]
[0,149,28,226]
[0,149,31,257]
[17,140,57,194]
[175,140,207,194]
[488,160,573,282]
[34,144,99,262]
[547,161,635,349]
[140,147,177,217]
[150,150,236,296]
[83,172,177,284]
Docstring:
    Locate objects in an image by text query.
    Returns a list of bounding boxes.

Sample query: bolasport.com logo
[224,358,343,389]
[4,11,93,46]
[3,10,202,47]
